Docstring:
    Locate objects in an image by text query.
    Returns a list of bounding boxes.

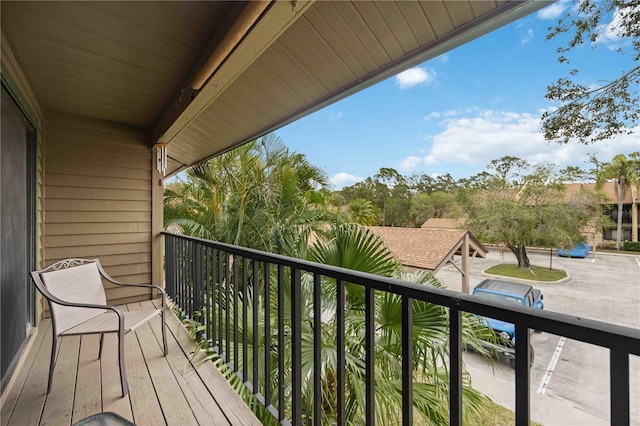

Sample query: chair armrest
[94,261,166,308]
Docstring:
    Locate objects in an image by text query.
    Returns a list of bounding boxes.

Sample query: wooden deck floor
[1,300,260,426]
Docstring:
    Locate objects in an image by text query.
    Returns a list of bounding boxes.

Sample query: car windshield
[474,291,523,305]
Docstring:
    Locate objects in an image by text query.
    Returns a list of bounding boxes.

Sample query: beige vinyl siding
[44,111,153,304]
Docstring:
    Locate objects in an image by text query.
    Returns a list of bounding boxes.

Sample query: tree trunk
[616,182,625,250]
[508,244,531,268]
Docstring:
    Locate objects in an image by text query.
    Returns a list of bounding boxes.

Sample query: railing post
[610,348,629,425]
[277,264,285,421]
[233,256,239,371]
[211,248,218,352]
[365,287,375,426]
[264,262,272,410]
[242,257,248,383]
[313,273,322,426]
[193,243,203,313]
[449,306,462,426]
[164,235,174,299]
[225,252,230,363]
[291,268,302,425]
[252,260,259,395]
[402,296,414,426]
[336,279,345,425]
[515,323,530,426]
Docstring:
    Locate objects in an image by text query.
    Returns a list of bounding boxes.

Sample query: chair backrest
[34,260,107,334]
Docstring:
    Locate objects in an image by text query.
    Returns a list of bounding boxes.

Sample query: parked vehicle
[557,243,591,258]
[472,279,544,367]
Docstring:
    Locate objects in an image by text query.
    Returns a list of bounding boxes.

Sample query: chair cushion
[41,262,107,334]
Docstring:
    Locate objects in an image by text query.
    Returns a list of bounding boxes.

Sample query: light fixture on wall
[154,142,168,176]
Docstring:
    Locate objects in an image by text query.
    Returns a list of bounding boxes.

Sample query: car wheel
[509,345,535,368]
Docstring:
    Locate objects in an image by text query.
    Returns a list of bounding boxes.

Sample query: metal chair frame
[30,258,168,397]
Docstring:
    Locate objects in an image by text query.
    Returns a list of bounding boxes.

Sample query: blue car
[472,279,544,367]
[557,243,591,258]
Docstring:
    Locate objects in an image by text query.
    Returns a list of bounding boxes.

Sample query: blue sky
[276,1,639,189]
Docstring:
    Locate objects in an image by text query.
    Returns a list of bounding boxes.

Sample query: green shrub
[622,241,640,252]
[597,242,617,250]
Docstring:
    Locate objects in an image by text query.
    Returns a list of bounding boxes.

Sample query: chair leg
[47,334,58,394]
[118,331,128,397]
[161,309,168,356]
[98,333,104,359]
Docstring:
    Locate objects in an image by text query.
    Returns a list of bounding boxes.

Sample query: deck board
[0,321,52,426]
[1,302,260,426]
[158,304,261,426]
[141,301,231,425]
[72,335,102,424]
[40,335,80,426]
[100,333,134,422]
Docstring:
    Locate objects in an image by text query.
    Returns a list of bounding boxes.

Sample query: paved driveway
[435,249,640,425]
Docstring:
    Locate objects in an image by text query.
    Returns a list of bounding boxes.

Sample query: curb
[480,270,572,285]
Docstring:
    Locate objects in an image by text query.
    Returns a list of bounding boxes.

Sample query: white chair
[30,258,168,396]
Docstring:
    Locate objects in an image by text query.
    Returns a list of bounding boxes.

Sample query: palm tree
[164,134,330,253]
[345,198,382,225]
[188,224,493,425]
[596,154,639,249]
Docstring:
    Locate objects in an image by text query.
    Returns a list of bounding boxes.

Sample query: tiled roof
[420,218,462,229]
[564,182,634,203]
[368,226,487,272]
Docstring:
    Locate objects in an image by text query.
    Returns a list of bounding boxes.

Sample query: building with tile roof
[368,226,487,294]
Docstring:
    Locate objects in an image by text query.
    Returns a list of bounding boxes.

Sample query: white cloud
[421,110,640,170]
[398,156,422,173]
[424,109,463,121]
[521,28,534,44]
[423,155,439,166]
[331,172,363,189]
[330,111,344,120]
[395,67,437,89]
[596,6,638,50]
[537,1,568,20]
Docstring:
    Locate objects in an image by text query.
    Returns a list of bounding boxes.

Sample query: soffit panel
[167,0,527,173]
[1,1,233,127]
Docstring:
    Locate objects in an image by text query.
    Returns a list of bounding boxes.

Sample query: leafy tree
[407,172,436,194]
[409,192,460,227]
[542,0,639,144]
[462,157,606,268]
[595,153,640,247]
[338,179,376,205]
[373,168,408,226]
[456,171,495,191]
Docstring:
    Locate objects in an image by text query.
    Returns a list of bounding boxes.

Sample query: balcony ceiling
[1,1,548,176]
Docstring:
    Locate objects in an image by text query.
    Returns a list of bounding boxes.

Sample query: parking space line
[636,258,640,268]
[537,336,566,395]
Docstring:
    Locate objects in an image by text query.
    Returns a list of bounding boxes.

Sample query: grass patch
[485,264,567,282]
[475,398,542,426]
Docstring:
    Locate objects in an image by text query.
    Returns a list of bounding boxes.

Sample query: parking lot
[436,249,640,425]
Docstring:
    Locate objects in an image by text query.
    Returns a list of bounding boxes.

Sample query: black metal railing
[163,232,640,425]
